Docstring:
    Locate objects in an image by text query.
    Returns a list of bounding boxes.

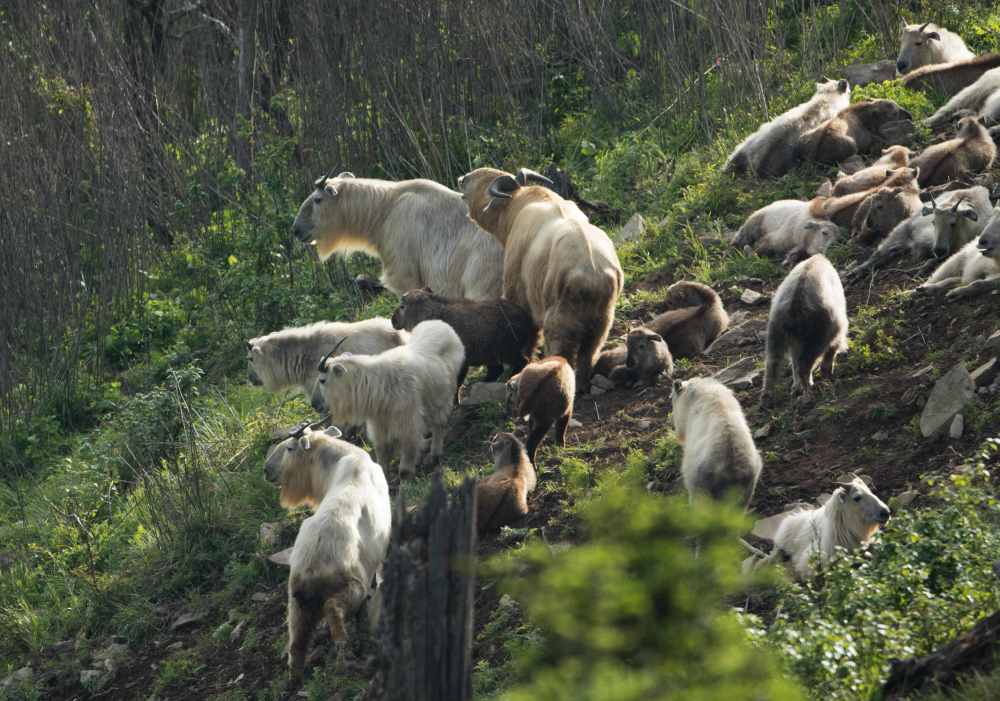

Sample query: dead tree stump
[881,609,1000,699]
[370,474,477,701]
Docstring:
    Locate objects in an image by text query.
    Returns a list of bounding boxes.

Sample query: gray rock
[591,374,615,391]
[568,418,583,429]
[879,119,915,146]
[754,423,772,440]
[891,489,919,509]
[166,641,184,652]
[251,591,271,603]
[984,330,1000,354]
[728,310,750,326]
[920,364,975,438]
[259,522,280,549]
[844,60,896,87]
[267,547,293,567]
[80,669,107,689]
[739,288,768,306]
[170,611,206,632]
[590,385,607,396]
[871,430,890,442]
[1,667,33,689]
[838,155,866,175]
[618,213,645,242]
[635,419,652,431]
[460,382,507,406]
[706,319,768,355]
[93,642,128,673]
[971,357,999,387]
[950,414,965,439]
[909,365,935,380]
[713,357,761,389]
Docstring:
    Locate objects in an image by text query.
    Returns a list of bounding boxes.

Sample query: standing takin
[390,287,538,385]
[761,255,848,407]
[506,356,575,464]
[459,167,623,394]
[264,424,391,681]
[313,320,465,476]
[475,432,537,536]
[671,377,763,509]
[724,79,850,177]
[292,172,503,301]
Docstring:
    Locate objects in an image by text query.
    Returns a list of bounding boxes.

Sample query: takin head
[457,167,554,238]
[833,475,891,543]
[896,22,945,75]
[924,195,983,258]
[784,219,840,267]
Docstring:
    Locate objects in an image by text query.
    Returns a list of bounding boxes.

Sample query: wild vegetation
[2,1,1000,700]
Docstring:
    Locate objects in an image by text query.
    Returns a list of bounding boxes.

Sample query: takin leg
[918,276,963,294]
[288,592,321,683]
[820,346,838,379]
[525,415,551,465]
[946,274,1000,299]
[760,330,788,408]
[553,412,571,448]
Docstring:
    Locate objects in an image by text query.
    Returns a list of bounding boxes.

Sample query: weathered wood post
[370,473,477,701]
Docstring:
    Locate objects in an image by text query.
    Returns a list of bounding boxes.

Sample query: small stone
[93,642,128,673]
[949,414,965,439]
[635,419,652,431]
[229,620,246,644]
[984,330,1000,354]
[728,310,750,326]
[267,548,293,567]
[460,382,507,406]
[591,374,615,391]
[568,418,583,429]
[909,365,935,380]
[739,288,767,306]
[971,357,999,388]
[166,641,184,652]
[618,213,645,242]
[714,357,761,389]
[754,423,772,440]
[844,59,896,87]
[871,430,890,442]
[259,522,280,549]
[706,319,768,355]
[920,364,975,438]
[590,385,607,396]
[251,592,270,603]
[170,611,206,633]
[80,669,105,689]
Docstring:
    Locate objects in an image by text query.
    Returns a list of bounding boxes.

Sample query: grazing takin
[247,318,408,400]
[925,67,1000,128]
[506,355,575,464]
[797,100,913,165]
[475,432,536,536]
[851,174,922,246]
[896,21,973,75]
[606,327,673,388]
[390,287,538,385]
[754,476,890,579]
[725,79,851,177]
[264,423,391,681]
[911,116,997,187]
[671,377,762,509]
[459,167,623,394]
[919,208,1000,299]
[313,320,464,476]
[761,255,848,406]
[292,172,503,301]
[832,145,912,196]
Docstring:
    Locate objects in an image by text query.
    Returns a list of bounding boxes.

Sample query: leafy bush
[491,465,802,701]
[757,439,1000,700]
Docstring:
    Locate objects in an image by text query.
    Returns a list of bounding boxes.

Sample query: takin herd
[247,21,1000,680]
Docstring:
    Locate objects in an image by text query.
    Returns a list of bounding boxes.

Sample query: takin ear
[925,31,940,41]
[298,433,312,451]
[487,174,520,200]
[649,333,665,344]
[324,425,343,439]
[324,183,339,197]
[885,169,895,177]
[837,79,849,93]
[331,363,348,377]
[961,208,979,221]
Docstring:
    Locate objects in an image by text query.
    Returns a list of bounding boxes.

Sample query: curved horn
[287,415,331,440]
[317,336,350,372]
[336,171,355,179]
[515,168,554,187]
[918,22,930,33]
[951,196,966,213]
[488,174,520,200]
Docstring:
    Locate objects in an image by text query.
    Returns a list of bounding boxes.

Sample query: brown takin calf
[902,53,1000,97]
[797,100,913,165]
[476,433,536,536]
[850,173,923,246]
[832,145,911,196]
[506,356,575,463]
[458,167,623,395]
[911,116,997,187]
[596,327,673,388]
[391,287,538,385]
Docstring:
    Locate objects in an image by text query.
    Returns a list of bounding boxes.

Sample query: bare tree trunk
[235,0,258,176]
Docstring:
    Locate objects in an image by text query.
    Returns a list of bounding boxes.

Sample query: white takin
[313,319,465,475]
[264,424,391,680]
[919,207,1000,300]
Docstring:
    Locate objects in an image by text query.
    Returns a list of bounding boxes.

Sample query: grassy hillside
[2,3,1000,700]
